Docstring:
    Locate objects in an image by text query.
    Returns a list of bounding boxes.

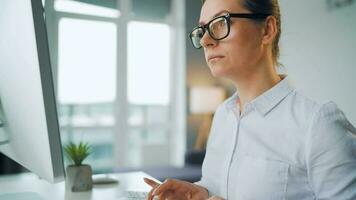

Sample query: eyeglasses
[189,13,270,49]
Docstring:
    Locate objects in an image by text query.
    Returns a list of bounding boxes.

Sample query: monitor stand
[0,192,43,200]
[0,98,4,128]
[0,98,3,128]
[0,120,8,145]
[0,122,5,145]
[0,98,9,145]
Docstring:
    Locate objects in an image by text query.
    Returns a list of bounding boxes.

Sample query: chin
[209,64,229,77]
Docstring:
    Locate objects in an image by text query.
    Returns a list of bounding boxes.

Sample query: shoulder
[283,90,353,126]
[313,101,355,136]
[289,89,354,138]
[281,90,355,144]
[305,99,356,158]
[287,90,321,115]
[277,90,322,129]
[289,90,349,123]
[310,101,353,137]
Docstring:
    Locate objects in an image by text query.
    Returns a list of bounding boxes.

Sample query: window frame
[45,0,186,169]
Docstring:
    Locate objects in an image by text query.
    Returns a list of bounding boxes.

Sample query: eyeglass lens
[190,28,204,48]
[190,16,229,49]
[209,17,228,39]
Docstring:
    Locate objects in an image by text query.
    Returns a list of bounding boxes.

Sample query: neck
[232,59,281,112]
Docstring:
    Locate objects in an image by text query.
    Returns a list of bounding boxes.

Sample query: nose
[200,31,217,49]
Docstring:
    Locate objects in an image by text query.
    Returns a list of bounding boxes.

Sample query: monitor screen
[0,0,65,183]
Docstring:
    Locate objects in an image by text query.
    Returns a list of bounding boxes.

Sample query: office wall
[185,0,356,149]
[279,0,356,125]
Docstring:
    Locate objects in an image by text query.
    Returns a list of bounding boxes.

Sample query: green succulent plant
[64,142,92,166]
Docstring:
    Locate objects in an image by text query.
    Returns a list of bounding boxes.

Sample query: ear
[261,16,278,45]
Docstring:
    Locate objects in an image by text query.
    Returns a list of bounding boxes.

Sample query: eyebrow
[199,10,229,25]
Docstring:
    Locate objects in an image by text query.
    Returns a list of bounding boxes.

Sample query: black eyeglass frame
[189,13,270,49]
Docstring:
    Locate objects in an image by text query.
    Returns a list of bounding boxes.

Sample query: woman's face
[200,0,265,79]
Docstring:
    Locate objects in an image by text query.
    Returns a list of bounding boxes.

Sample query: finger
[147,187,159,200]
[158,190,172,200]
[185,191,192,200]
[153,179,178,196]
[144,177,160,188]
[158,192,165,200]
[147,188,154,200]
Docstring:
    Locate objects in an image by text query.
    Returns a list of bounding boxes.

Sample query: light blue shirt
[196,76,356,200]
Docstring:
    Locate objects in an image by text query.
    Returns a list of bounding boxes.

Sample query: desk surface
[0,171,156,200]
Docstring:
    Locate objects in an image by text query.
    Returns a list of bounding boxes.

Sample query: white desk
[0,171,156,200]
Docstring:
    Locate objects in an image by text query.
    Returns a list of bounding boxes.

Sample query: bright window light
[127,21,171,105]
[55,0,120,18]
[58,18,117,104]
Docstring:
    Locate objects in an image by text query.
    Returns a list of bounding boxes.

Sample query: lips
[207,55,224,62]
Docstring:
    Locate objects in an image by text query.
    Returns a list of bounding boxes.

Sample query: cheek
[225,25,262,61]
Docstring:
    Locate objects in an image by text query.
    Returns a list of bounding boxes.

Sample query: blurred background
[1,0,355,182]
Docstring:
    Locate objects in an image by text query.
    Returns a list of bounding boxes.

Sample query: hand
[144,177,209,200]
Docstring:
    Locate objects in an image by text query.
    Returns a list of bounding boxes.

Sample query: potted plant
[64,142,93,192]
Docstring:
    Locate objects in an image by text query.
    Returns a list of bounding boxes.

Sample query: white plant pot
[65,164,93,192]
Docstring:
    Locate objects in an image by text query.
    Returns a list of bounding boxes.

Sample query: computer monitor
[0,0,65,183]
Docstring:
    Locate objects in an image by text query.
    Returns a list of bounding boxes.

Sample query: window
[57,18,117,172]
[46,0,186,172]
[58,18,117,104]
[125,21,176,166]
[127,21,170,105]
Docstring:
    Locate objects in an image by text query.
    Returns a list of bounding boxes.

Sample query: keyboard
[125,191,158,200]
[125,191,147,199]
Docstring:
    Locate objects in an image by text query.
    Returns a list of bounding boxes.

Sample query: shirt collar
[225,75,295,116]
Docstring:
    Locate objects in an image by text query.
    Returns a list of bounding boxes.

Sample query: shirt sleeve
[306,102,356,199]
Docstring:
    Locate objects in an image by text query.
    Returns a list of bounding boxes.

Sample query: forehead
[199,0,245,24]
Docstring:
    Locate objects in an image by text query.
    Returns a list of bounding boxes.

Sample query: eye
[216,18,226,28]
[209,17,228,39]
[210,18,226,30]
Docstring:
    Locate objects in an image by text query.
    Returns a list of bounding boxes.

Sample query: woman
[144,0,356,199]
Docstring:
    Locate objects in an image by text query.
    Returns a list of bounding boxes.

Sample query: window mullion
[169,0,186,167]
[114,0,131,168]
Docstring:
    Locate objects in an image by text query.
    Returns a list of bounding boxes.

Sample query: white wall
[280,0,356,124]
